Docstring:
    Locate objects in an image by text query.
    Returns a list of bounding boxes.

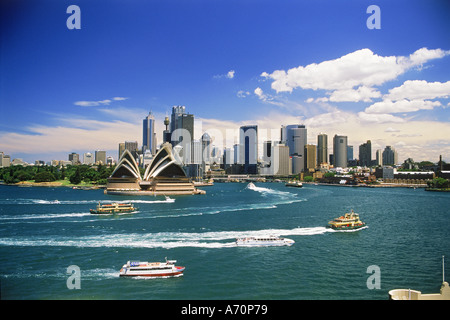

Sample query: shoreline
[1,180,431,190]
[0,180,104,189]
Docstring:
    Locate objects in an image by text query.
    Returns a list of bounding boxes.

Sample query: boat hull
[327,223,366,230]
[119,268,185,277]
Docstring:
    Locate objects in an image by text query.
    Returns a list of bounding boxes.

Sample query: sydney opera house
[106,143,205,195]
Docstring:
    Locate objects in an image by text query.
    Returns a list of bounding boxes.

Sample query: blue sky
[1,0,449,163]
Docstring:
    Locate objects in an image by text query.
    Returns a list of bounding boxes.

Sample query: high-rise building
[143,111,156,155]
[69,152,80,165]
[359,140,372,167]
[317,133,328,166]
[282,125,307,174]
[118,143,125,160]
[304,144,317,172]
[125,141,138,160]
[83,152,94,165]
[170,106,194,164]
[376,149,382,166]
[240,125,258,174]
[333,135,348,168]
[382,146,398,165]
[95,150,106,165]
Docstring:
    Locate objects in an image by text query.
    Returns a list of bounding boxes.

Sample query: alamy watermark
[66,265,81,290]
[366,265,381,290]
[366,5,381,30]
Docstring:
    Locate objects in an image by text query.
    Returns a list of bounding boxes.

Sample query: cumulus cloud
[364,99,442,114]
[384,80,450,101]
[261,47,450,103]
[328,86,381,102]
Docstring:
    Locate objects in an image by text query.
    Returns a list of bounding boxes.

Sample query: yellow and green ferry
[327,210,366,230]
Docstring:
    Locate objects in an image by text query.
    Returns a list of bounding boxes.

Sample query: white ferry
[236,236,295,247]
[119,258,185,277]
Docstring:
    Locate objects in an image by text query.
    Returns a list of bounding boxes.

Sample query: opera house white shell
[106,143,205,195]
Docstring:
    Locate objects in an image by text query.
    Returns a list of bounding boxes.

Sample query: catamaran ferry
[236,236,295,247]
[119,258,185,277]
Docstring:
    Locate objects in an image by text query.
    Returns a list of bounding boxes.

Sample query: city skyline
[1,0,449,163]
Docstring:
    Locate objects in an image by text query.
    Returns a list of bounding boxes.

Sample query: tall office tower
[201,132,211,164]
[317,133,328,166]
[143,111,156,155]
[125,141,139,160]
[333,135,348,168]
[382,146,398,165]
[170,106,194,145]
[191,139,202,165]
[118,143,125,160]
[347,146,354,163]
[95,150,107,165]
[304,144,317,172]
[170,106,194,164]
[262,140,272,163]
[283,125,307,174]
[376,149,382,166]
[163,116,171,144]
[240,125,258,174]
[69,152,80,165]
[359,140,372,167]
[83,152,94,165]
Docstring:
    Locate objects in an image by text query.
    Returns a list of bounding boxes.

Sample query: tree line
[0,164,115,185]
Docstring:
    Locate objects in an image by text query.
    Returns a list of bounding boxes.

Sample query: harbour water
[0,183,449,300]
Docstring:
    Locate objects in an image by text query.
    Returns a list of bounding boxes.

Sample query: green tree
[69,167,82,184]
[34,171,56,183]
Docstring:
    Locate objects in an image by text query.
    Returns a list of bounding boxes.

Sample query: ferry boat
[327,209,366,230]
[285,180,303,188]
[89,202,137,214]
[119,258,185,277]
[236,236,295,247]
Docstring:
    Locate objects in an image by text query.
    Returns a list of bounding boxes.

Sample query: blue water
[0,183,449,300]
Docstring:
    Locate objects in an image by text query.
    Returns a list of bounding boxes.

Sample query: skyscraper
[282,124,307,174]
[359,140,372,167]
[382,146,398,165]
[304,144,317,172]
[95,150,106,165]
[317,133,328,166]
[143,111,156,155]
[170,106,194,164]
[240,125,258,174]
[333,135,348,168]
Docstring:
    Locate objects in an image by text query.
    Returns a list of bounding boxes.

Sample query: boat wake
[0,227,332,249]
[246,183,293,197]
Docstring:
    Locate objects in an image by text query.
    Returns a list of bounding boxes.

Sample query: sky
[1,0,449,164]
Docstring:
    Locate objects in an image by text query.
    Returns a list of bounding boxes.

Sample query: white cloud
[328,86,381,102]
[74,96,128,107]
[74,99,112,107]
[112,97,128,101]
[357,112,405,123]
[365,99,442,114]
[261,48,450,105]
[237,90,250,98]
[254,87,267,100]
[214,70,235,79]
[384,80,450,101]
[384,127,401,133]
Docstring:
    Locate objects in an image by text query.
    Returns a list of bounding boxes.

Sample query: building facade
[143,111,156,155]
[333,135,348,168]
